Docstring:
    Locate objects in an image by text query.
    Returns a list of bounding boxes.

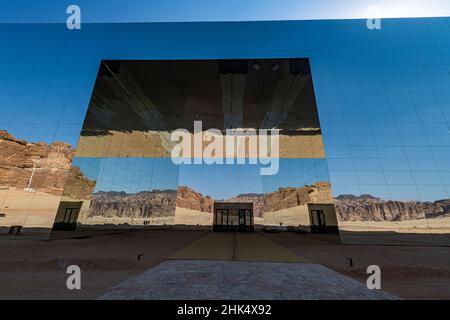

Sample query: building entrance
[213,202,254,232]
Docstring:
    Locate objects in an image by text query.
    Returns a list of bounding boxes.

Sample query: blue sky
[1,0,450,23]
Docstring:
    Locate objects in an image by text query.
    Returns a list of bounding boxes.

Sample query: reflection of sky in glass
[72,158,180,193]
[73,158,330,199]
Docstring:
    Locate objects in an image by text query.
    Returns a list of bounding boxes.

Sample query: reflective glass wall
[0,18,449,244]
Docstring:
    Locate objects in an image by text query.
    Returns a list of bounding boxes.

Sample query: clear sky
[1,0,450,23]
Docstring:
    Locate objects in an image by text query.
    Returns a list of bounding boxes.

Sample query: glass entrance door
[310,209,326,233]
[238,209,253,232]
[214,209,229,231]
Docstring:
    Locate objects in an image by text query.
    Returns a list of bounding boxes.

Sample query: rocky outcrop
[0,130,74,195]
[89,190,177,218]
[335,195,450,222]
[226,194,264,217]
[175,183,333,217]
[263,182,333,212]
[176,186,213,213]
[62,166,97,200]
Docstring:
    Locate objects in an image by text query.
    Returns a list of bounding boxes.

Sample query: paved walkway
[99,260,398,300]
[98,232,399,299]
[169,232,309,263]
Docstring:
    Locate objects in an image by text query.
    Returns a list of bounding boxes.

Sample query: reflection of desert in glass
[0,130,74,237]
[57,58,341,233]
[335,195,450,245]
[3,58,449,246]
[263,182,336,230]
[75,59,324,159]
[56,158,179,228]
[59,156,337,232]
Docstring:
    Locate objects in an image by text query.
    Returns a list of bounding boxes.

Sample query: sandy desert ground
[75,130,325,158]
[338,217,450,234]
[0,187,60,232]
[0,230,449,300]
[173,207,212,225]
[264,205,310,227]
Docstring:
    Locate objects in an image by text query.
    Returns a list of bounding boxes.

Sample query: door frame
[310,209,327,233]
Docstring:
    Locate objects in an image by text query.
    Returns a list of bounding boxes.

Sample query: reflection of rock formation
[87,182,335,220]
[335,194,450,222]
[176,186,264,217]
[175,183,332,218]
[62,166,96,200]
[89,190,177,218]
[176,186,213,213]
[0,130,74,195]
[264,182,333,212]
[226,194,264,218]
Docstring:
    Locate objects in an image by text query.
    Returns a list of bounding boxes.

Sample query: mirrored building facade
[0,18,449,245]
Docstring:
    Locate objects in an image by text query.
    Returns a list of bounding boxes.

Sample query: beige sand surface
[173,207,212,226]
[0,187,61,231]
[264,205,310,227]
[338,217,450,234]
[0,230,207,299]
[75,130,325,158]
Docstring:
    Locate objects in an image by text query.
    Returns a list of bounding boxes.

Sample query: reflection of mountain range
[89,190,177,218]
[335,194,450,222]
[88,183,333,219]
[0,130,74,195]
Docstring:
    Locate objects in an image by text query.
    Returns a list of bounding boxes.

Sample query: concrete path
[169,232,309,263]
[99,260,398,300]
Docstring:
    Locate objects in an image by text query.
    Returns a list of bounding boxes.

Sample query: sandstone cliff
[176,186,213,212]
[335,195,450,222]
[62,166,97,200]
[0,130,74,195]
[175,183,333,217]
[263,182,333,212]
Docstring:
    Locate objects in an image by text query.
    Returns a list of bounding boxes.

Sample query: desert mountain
[335,194,450,222]
[89,190,177,218]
